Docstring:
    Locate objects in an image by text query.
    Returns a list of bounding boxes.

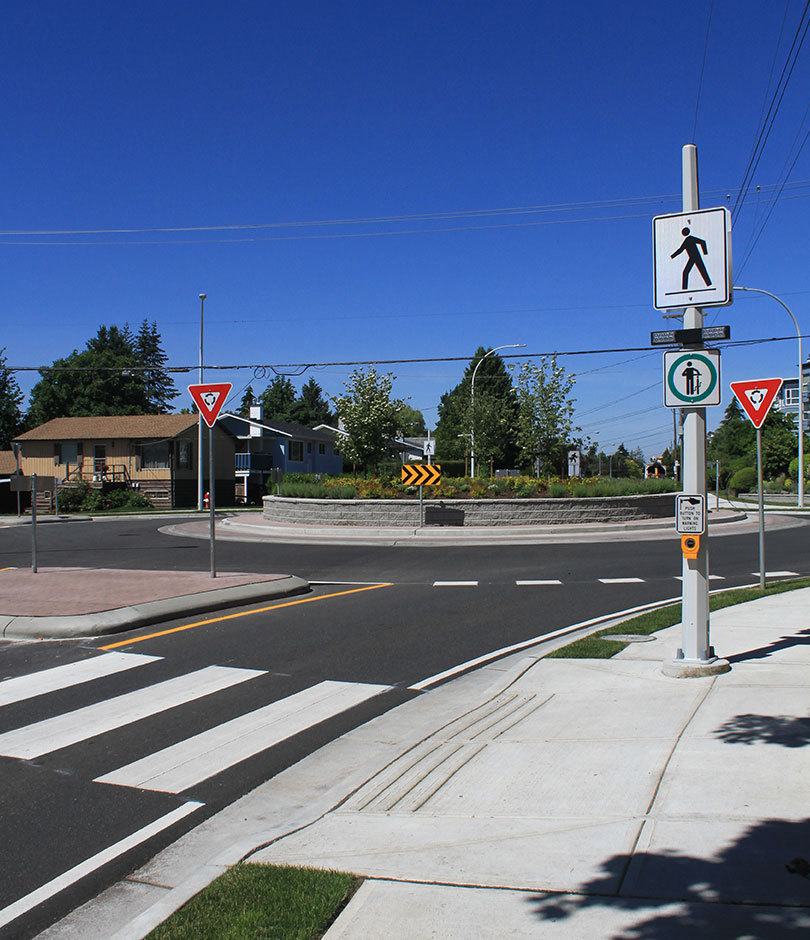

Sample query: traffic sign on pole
[676,494,706,535]
[401,464,441,486]
[653,207,732,310]
[188,383,232,428]
[664,349,721,407]
[730,378,783,429]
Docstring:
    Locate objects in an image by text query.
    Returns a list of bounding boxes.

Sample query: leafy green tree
[761,410,799,478]
[514,357,578,476]
[237,385,256,418]
[332,368,405,471]
[0,348,25,448]
[290,378,334,427]
[259,375,296,421]
[26,325,151,425]
[134,320,178,413]
[435,348,518,471]
[395,403,427,436]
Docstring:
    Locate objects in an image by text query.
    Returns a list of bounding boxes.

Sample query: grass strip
[547,576,810,660]
[145,863,358,940]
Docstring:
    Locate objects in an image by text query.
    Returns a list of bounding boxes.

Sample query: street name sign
[653,207,732,310]
[730,378,783,429]
[664,349,721,407]
[402,464,441,485]
[676,494,706,535]
[188,383,233,428]
[650,325,730,346]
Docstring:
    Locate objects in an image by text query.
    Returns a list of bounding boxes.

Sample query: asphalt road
[0,514,808,938]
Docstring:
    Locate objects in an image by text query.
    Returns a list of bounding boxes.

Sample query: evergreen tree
[26,325,150,425]
[435,348,519,471]
[135,320,178,413]
[290,377,334,427]
[238,385,256,418]
[259,375,296,421]
[0,348,25,448]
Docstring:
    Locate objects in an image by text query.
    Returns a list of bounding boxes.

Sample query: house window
[177,440,192,469]
[289,441,304,462]
[784,387,799,405]
[319,443,326,455]
[141,442,170,469]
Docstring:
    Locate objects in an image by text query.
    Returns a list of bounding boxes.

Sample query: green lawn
[145,864,358,940]
[547,576,810,659]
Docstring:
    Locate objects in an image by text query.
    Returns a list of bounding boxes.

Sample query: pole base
[662,657,731,678]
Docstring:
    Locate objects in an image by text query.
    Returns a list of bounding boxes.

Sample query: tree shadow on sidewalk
[527,818,810,938]
[714,713,810,748]
[726,628,810,665]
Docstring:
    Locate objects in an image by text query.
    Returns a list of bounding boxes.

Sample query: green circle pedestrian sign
[663,349,721,407]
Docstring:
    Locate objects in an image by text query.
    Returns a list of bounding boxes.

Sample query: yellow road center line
[99,583,393,650]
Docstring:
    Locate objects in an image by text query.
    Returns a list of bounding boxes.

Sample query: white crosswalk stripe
[95,680,391,793]
[598,577,645,584]
[433,581,479,586]
[0,652,160,707]
[515,579,562,585]
[0,665,265,759]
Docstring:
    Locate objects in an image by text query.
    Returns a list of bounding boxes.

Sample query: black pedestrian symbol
[671,227,712,290]
[682,361,701,396]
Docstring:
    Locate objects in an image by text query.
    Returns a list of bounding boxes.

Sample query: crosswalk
[433,571,800,587]
[0,653,391,792]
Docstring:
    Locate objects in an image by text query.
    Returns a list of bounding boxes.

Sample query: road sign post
[402,464,441,528]
[660,146,730,679]
[189,383,233,578]
[730,379,783,591]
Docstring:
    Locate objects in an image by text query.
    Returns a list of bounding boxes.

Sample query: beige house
[13,415,236,508]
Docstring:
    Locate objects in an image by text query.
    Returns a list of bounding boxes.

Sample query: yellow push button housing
[681,534,700,559]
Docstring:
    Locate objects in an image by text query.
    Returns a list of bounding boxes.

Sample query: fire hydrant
[203,491,210,510]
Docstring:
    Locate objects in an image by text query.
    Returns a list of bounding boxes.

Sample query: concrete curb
[0,575,310,640]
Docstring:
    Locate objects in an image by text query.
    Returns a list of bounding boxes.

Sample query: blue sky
[2,1,808,458]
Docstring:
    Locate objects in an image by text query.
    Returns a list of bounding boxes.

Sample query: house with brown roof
[13,415,237,508]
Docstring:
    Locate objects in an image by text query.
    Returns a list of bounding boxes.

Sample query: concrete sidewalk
[45,587,810,939]
[0,567,309,638]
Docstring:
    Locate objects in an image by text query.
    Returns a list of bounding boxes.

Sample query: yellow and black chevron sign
[401,464,441,486]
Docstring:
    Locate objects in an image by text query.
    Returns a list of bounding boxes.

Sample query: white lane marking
[96,680,391,793]
[751,571,799,577]
[675,575,726,581]
[515,580,563,586]
[0,666,266,759]
[0,653,161,708]
[0,801,203,931]
[598,578,645,584]
[433,581,479,587]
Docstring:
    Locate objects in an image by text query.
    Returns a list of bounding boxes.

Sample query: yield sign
[730,378,783,429]
[188,383,233,428]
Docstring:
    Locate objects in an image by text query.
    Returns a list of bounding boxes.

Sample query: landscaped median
[263,476,679,526]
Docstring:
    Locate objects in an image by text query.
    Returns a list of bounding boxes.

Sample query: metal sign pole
[419,484,424,528]
[757,427,765,591]
[31,473,38,574]
[209,425,216,578]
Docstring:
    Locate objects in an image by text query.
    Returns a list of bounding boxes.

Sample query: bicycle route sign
[663,349,721,407]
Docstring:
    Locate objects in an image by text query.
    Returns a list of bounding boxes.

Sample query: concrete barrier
[262,493,676,526]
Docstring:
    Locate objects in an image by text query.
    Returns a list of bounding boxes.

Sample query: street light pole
[197,293,206,511]
[735,286,805,508]
[470,343,525,477]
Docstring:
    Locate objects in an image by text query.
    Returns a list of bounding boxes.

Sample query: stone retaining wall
[262,493,676,526]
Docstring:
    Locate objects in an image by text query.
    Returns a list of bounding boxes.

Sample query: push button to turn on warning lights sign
[676,494,705,535]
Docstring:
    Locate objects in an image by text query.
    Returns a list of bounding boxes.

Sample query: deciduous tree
[514,356,578,476]
[332,368,405,471]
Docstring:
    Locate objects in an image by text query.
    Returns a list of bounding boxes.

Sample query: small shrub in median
[728,466,757,496]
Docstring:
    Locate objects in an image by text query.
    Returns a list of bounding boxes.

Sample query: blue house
[219,406,343,503]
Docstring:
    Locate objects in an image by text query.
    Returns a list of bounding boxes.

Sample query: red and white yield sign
[188,383,232,428]
[730,378,783,429]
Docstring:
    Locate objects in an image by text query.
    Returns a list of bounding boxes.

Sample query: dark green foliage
[26,324,176,425]
[728,466,757,494]
[0,347,25,447]
[290,378,334,427]
[238,386,256,418]
[58,482,154,512]
[134,320,178,413]
[435,347,519,472]
[396,403,427,436]
[259,376,296,421]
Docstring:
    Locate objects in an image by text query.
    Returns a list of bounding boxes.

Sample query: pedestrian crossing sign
[653,207,732,310]
[664,349,721,407]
